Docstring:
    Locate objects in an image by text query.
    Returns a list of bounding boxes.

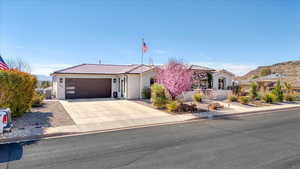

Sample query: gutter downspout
[125,74,129,99]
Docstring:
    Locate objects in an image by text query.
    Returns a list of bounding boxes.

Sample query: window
[59,78,63,83]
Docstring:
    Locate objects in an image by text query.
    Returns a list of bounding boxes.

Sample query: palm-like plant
[284,82,293,95]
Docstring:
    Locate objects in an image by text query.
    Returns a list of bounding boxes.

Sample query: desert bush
[151,83,168,108]
[294,94,300,101]
[0,70,37,117]
[262,93,277,103]
[250,82,258,100]
[251,75,259,79]
[260,68,271,76]
[31,92,45,107]
[166,101,179,112]
[272,81,284,102]
[238,96,249,105]
[142,87,151,99]
[228,95,238,102]
[284,95,295,102]
[256,93,262,100]
[192,92,202,103]
[284,82,293,95]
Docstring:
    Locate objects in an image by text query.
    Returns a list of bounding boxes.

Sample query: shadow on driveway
[0,141,38,163]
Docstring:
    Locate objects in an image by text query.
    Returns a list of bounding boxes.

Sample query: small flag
[143,40,148,53]
[0,55,9,70]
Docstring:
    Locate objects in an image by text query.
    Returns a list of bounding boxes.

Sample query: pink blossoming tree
[155,60,193,100]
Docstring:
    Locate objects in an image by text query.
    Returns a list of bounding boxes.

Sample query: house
[51,64,154,99]
[51,64,235,100]
[213,69,236,90]
[237,73,286,92]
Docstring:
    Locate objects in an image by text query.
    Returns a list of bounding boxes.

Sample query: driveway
[59,98,173,125]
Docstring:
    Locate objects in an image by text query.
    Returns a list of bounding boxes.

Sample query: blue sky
[1,0,300,76]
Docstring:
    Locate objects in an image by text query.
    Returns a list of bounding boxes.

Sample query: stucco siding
[212,72,234,90]
[52,74,119,100]
[140,70,154,98]
[127,74,140,99]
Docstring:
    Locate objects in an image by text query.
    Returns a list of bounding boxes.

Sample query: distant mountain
[35,74,52,81]
[238,60,300,87]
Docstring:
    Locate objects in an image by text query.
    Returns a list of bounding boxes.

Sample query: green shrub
[142,87,151,99]
[250,82,258,100]
[151,83,168,108]
[238,96,249,105]
[0,70,37,117]
[256,93,262,101]
[166,101,179,112]
[272,81,284,102]
[31,92,45,107]
[192,92,202,102]
[294,94,300,101]
[228,95,238,102]
[284,95,295,102]
[262,93,277,103]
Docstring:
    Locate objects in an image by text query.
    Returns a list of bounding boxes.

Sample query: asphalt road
[1,108,300,169]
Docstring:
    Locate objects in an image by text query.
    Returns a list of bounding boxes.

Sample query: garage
[65,78,112,99]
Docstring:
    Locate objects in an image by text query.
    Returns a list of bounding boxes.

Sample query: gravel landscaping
[13,101,75,129]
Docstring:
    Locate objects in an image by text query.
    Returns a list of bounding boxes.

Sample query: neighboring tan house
[51,64,235,100]
[237,73,286,92]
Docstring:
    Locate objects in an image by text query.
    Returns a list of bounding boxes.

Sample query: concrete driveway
[59,98,173,125]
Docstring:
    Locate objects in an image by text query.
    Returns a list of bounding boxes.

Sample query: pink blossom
[155,61,192,99]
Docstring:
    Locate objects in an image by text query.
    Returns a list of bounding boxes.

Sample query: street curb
[211,106,300,119]
[0,132,77,144]
[1,106,300,144]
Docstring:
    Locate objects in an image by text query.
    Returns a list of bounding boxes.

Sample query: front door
[218,78,226,90]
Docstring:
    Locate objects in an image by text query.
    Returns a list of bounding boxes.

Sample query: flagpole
[141,38,144,65]
[140,38,144,98]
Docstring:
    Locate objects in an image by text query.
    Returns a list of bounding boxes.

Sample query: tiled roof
[52,63,215,75]
[127,65,154,73]
[53,64,153,74]
[187,64,215,71]
[253,73,286,81]
[217,69,235,77]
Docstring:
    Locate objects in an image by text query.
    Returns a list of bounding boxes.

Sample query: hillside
[238,60,300,86]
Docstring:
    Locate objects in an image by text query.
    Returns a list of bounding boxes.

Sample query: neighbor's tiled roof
[53,64,154,75]
[253,73,286,81]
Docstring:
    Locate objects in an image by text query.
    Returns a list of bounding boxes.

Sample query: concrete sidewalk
[203,101,300,117]
[43,114,196,134]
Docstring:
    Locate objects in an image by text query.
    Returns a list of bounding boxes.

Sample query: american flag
[143,40,148,53]
[0,55,9,70]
